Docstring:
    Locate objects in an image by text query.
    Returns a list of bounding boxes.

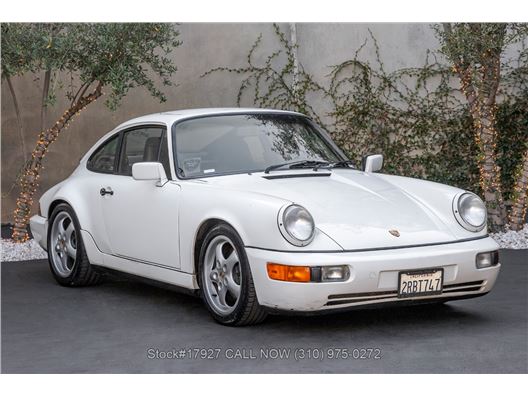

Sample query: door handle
[100,187,114,196]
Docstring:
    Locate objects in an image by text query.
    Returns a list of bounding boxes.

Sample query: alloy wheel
[50,211,77,277]
[203,235,242,315]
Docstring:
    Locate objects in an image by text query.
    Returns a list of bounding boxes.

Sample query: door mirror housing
[362,154,383,173]
[132,162,168,186]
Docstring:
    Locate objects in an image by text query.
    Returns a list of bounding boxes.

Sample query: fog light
[267,263,311,282]
[321,265,350,282]
[476,251,499,269]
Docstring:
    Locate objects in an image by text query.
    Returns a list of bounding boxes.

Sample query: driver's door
[100,125,181,269]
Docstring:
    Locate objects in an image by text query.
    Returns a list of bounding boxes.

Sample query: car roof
[79,108,307,164]
[115,107,305,129]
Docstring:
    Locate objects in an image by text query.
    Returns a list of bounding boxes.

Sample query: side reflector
[267,263,311,282]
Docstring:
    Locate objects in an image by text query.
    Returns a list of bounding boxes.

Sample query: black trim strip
[443,280,484,289]
[262,173,332,180]
[325,287,485,306]
[113,254,185,273]
[328,280,485,301]
[328,290,398,300]
[326,296,393,306]
[443,286,483,293]
[91,265,200,294]
[245,234,489,254]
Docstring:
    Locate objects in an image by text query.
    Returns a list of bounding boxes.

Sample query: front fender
[375,173,488,239]
[177,182,342,274]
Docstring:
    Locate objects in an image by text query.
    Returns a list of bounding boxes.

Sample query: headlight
[278,204,315,246]
[453,192,487,232]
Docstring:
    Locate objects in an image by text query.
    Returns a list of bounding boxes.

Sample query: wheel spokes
[217,283,228,306]
[60,251,69,269]
[215,243,225,266]
[65,242,77,259]
[226,276,241,299]
[65,222,75,241]
[224,250,239,272]
[65,222,77,259]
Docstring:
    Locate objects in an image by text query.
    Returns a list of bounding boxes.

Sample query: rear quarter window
[87,134,120,173]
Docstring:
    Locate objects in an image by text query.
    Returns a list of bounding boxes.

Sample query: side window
[87,134,120,173]
[118,127,164,176]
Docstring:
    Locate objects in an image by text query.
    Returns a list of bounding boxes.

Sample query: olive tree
[1,23,181,242]
[437,23,528,231]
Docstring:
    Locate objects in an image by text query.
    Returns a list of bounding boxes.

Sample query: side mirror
[132,162,168,186]
[362,154,383,173]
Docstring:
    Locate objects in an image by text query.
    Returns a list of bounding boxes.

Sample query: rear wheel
[198,224,267,326]
[47,204,101,286]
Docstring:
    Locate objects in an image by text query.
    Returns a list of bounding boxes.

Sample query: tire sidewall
[47,204,84,285]
[198,224,254,325]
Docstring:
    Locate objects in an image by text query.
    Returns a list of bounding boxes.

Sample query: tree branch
[40,69,51,131]
[70,81,91,107]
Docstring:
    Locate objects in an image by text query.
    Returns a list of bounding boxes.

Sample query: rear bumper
[29,215,48,251]
[246,236,500,312]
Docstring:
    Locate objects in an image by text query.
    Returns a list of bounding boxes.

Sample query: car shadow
[264,303,491,331]
[99,271,491,333]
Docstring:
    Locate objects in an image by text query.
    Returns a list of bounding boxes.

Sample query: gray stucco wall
[1,23,441,222]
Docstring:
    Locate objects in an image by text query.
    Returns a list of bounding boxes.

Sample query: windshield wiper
[329,160,356,169]
[264,160,330,174]
[311,160,356,171]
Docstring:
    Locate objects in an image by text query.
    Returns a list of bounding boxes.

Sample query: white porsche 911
[30,108,500,326]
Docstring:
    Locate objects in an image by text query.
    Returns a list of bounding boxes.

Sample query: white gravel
[1,238,47,262]
[1,225,527,262]
[490,224,528,250]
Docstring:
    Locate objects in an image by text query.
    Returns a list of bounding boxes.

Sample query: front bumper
[246,237,500,312]
[29,215,48,251]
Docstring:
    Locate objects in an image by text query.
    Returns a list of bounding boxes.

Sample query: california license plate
[398,268,444,298]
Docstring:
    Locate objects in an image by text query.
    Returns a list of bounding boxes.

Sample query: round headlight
[454,192,487,231]
[279,204,315,246]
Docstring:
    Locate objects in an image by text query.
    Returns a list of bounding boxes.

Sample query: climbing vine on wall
[204,24,527,204]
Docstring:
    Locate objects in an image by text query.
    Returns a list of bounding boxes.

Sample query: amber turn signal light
[267,263,311,282]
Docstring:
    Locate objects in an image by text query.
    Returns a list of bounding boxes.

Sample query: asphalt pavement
[1,250,527,373]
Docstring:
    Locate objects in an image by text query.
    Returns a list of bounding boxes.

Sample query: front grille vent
[325,280,485,307]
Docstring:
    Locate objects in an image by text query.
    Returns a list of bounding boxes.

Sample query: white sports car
[30,108,501,325]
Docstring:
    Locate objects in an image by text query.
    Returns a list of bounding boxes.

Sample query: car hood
[206,170,461,250]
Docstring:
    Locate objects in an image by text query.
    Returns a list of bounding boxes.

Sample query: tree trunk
[443,23,509,232]
[467,102,508,232]
[509,148,528,230]
[11,84,103,242]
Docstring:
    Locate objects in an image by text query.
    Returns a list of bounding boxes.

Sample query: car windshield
[172,114,341,177]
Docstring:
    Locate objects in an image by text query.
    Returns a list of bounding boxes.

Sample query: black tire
[198,224,267,326]
[47,203,101,287]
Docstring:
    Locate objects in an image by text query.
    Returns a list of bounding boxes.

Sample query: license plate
[398,268,444,298]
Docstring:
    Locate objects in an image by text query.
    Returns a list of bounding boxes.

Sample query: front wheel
[47,203,101,287]
[198,224,267,326]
